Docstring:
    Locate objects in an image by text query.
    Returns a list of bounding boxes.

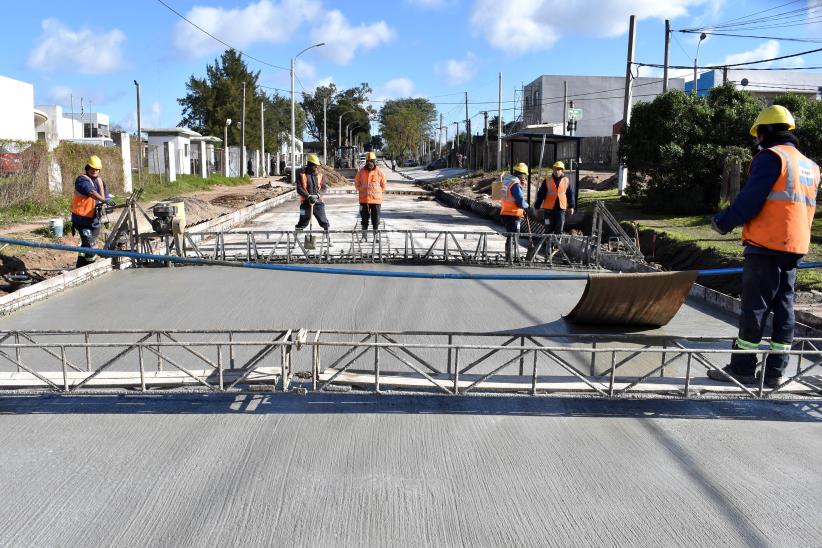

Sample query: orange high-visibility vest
[742,144,819,254]
[298,172,324,202]
[354,167,385,204]
[542,176,569,210]
[500,175,524,218]
[70,175,106,218]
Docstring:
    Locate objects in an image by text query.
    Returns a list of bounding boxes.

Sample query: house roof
[142,127,201,138]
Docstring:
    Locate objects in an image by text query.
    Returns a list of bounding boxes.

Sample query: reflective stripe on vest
[500,175,523,218]
[543,176,569,210]
[355,168,384,204]
[70,176,106,218]
[299,172,324,202]
[741,144,819,255]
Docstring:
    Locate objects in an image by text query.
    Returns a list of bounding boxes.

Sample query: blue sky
[3,0,820,137]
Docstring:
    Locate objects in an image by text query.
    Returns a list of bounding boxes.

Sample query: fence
[1,329,820,398]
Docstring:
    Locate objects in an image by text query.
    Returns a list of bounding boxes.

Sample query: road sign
[568,108,583,121]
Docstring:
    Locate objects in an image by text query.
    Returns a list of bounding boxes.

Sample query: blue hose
[3,236,821,281]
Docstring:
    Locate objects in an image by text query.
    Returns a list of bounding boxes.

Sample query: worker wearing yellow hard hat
[354,151,386,240]
[709,104,820,388]
[70,155,115,267]
[535,160,575,235]
[295,153,330,231]
[500,162,530,262]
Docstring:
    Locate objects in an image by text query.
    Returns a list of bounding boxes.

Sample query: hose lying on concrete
[1,236,821,281]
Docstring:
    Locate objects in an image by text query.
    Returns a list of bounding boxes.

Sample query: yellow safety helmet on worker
[750,105,795,137]
[366,152,377,161]
[306,153,320,166]
[86,155,102,170]
[513,162,529,176]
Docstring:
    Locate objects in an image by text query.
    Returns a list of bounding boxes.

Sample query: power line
[154,0,289,72]
[687,1,818,32]
[682,0,805,31]
[637,43,822,71]
[678,30,822,43]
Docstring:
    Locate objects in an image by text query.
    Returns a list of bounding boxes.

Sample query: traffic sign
[568,108,583,121]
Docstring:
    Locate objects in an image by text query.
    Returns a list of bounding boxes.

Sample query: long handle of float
[0,237,590,281]
[2,236,821,281]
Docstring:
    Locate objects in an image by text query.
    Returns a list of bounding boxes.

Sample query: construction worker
[71,155,114,267]
[535,161,575,234]
[295,154,330,231]
[709,105,820,388]
[354,151,386,239]
[500,163,530,262]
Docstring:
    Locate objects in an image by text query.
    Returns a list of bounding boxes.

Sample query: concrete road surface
[0,394,820,546]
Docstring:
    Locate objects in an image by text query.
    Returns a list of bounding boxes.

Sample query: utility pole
[464,92,471,169]
[70,93,75,138]
[723,66,729,84]
[439,113,443,157]
[619,14,637,196]
[569,100,575,136]
[663,19,670,93]
[133,81,142,185]
[241,81,246,176]
[261,101,265,176]
[562,81,568,136]
[483,111,489,171]
[497,72,503,171]
[322,97,327,165]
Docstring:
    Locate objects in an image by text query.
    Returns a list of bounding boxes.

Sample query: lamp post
[224,118,232,176]
[291,42,325,184]
[693,32,707,95]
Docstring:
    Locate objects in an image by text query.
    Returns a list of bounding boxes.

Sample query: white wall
[0,75,35,141]
[147,134,192,176]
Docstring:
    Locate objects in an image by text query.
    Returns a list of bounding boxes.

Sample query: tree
[178,49,305,154]
[379,98,437,160]
[300,83,373,148]
[620,85,763,213]
[773,93,822,164]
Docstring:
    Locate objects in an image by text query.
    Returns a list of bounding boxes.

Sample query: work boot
[361,229,368,242]
[706,366,757,385]
[756,372,783,389]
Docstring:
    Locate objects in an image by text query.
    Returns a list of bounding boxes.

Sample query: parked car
[426,158,447,171]
[0,144,23,176]
[402,158,419,167]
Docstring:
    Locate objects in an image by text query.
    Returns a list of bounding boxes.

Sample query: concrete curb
[0,190,297,317]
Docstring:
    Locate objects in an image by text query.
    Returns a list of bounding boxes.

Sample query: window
[184,144,190,157]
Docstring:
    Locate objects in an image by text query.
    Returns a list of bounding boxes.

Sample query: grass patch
[0,196,72,227]
[135,174,251,203]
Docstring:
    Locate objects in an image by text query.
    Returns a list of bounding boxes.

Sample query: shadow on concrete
[0,393,820,422]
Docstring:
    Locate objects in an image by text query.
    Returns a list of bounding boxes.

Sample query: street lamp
[291,42,325,184]
[693,32,707,95]
[224,118,232,176]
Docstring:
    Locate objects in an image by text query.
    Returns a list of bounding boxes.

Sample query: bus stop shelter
[503,132,582,204]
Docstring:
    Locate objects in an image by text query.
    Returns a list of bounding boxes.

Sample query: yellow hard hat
[306,153,320,165]
[513,162,529,175]
[87,155,102,170]
[552,161,565,170]
[750,105,795,137]
[366,152,377,161]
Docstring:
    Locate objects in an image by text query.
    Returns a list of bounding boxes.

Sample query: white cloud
[172,0,322,58]
[470,0,719,54]
[721,40,805,69]
[435,53,478,85]
[47,86,74,105]
[372,78,416,102]
[295,59,317,81]
[311,10,395,65]
[28,18,126,73]
[637,66,663,78]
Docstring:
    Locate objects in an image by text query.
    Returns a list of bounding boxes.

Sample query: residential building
[523,75,685,137]
[685,69,822,103]
[35,105,84,144]
[64,111,111,138]
[144,127,201,177]
[0,75,38,141]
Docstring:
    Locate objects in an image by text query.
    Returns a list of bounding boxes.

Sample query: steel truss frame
[1,329,820,399]
[180,230,601,267]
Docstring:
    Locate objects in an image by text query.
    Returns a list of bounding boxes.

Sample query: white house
[64,111,111,139]
[35,105,84,145]
[0,75,38,142]
[190,135,222,178]
[144,127,201,178]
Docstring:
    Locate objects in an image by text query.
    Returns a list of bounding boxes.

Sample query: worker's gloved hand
[521,201,529,210]
[710,217,728,235]
[308,194,319,205]
[104,198,116,207]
